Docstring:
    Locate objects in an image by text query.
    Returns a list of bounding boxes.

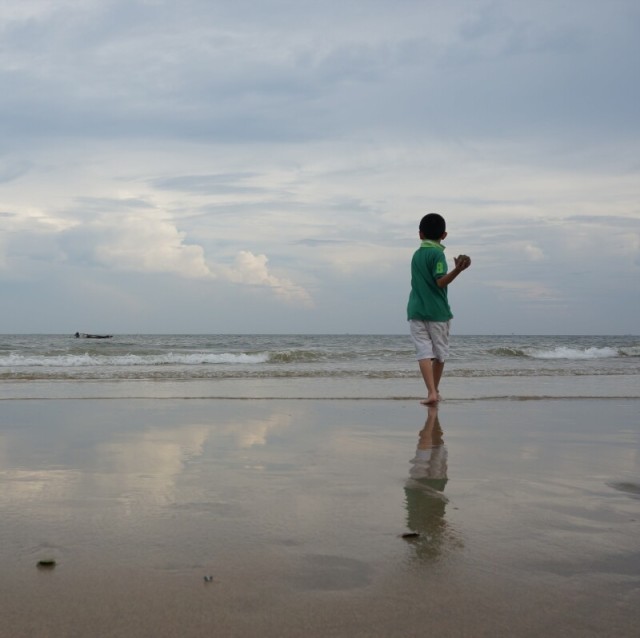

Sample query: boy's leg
[432,359,445,398]
[418,358,439,405]
[409,320,441,405]
[430,321,450,399]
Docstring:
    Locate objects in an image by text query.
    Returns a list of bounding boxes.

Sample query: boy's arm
[436,255,471,288]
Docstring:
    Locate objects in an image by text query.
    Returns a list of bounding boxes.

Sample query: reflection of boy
[407,213,471,405]
[404,407,451,561]
[408,406,448,491]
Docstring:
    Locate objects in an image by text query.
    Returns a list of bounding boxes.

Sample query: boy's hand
[436,254,471,288]
[454,255,471,271]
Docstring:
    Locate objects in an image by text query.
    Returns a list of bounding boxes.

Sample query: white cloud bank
[220,251,313,307]
[80,213,313,306]
[91,214,212,279]
[1,202,313,309]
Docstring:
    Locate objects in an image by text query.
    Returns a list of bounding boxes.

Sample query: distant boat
[74,332,113,339]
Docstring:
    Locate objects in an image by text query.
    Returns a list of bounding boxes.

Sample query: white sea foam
[0,352,269,367]
[527,346,619,360]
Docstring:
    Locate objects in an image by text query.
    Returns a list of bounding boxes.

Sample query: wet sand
[0,395,639,637]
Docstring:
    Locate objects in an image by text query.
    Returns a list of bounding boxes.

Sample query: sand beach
[1,382,639,637]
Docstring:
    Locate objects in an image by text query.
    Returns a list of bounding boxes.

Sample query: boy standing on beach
[407,213,471,405]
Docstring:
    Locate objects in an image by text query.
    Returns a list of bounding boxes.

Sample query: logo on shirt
[436,262,445,274]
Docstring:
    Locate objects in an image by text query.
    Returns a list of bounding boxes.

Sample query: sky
[1,0,639,335]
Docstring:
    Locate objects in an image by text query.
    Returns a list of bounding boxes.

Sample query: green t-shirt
[407,240,453,322]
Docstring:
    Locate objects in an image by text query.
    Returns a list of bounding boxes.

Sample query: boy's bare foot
[420,394,439,405]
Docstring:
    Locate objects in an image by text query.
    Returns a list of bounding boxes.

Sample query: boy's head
[419,213,447,240]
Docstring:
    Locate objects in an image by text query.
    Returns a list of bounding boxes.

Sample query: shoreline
[1,373,639,401]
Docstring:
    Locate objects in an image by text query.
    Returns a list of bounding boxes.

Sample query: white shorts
[409,320,450,362]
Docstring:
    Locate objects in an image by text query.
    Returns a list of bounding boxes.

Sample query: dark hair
[419,213,446,240]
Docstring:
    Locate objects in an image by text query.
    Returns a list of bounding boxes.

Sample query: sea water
[0,334,638,400]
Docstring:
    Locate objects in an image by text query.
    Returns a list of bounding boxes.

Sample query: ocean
[1,334,639,401]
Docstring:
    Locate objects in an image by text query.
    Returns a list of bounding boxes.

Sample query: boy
[407,213,471,405]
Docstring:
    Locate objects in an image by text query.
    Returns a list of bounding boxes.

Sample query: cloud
[3,0,635,150]
[150,173,266,196]
[487,280,561,303]
[0,160,32,183]
[91,214,213,279]
[219,250,313,307]
[523,245,544,261]
[51,201,314,306]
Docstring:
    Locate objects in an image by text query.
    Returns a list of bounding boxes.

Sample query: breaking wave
[527,346,620,360]
[489,346,625,360]
[0,352,270,367]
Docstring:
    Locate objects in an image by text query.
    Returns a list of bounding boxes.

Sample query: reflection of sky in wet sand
[0,396,638,612]
[0,400,302,569]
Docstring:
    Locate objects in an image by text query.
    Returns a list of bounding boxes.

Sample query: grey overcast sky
[1,0,639,334]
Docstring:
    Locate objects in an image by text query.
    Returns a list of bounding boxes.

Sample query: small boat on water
[74,332,113,339]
